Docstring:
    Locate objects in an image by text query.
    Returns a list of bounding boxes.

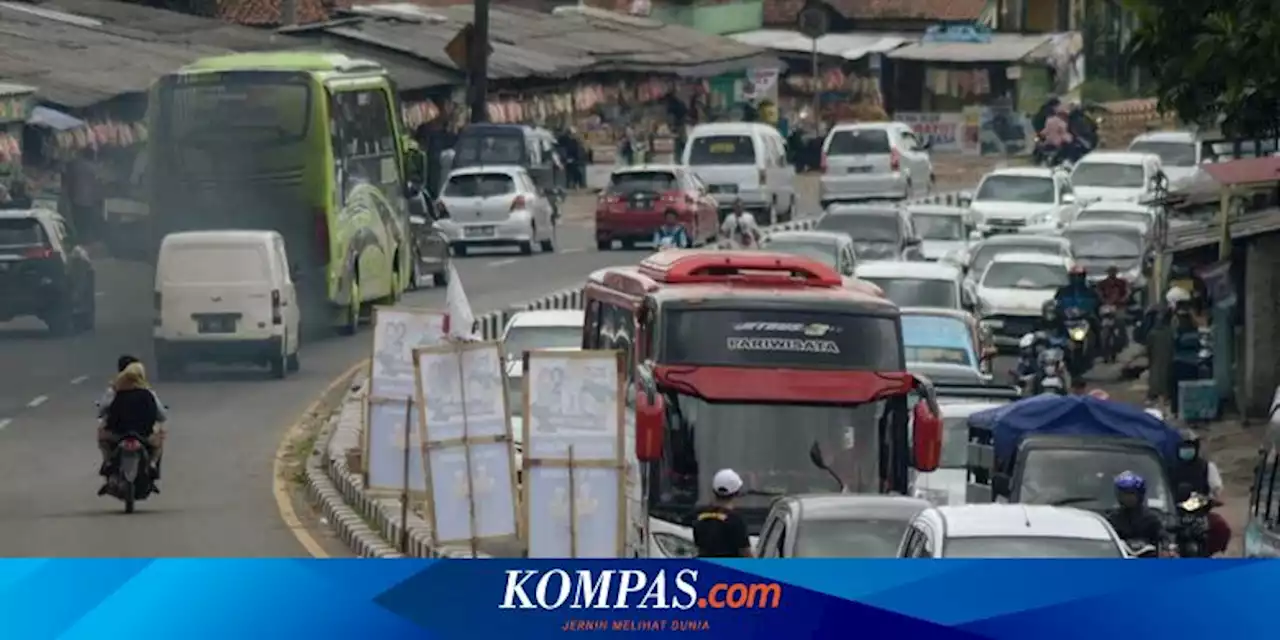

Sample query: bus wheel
[338,281,360,336]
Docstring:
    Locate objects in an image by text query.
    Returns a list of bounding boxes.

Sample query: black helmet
[117,355,140,372]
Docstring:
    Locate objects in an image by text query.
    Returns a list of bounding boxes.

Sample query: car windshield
[1073,163,1147,188]
[445,174,516,197]
[982,262,1068,289]
[688,135,756,166]
[940,417,967,467]
[969,243,1059,276]
[794,518,911,558]
[1077,211,1151,229]
[1065,230,1143,258]
[610,171,678,194]
[827,129,891,155]
[501,325,581,360]
[913,214,965,240]
[864,277,958,309]
[654,392,891,532]
[0,219,46,249]
[1017,448,1172,512]
[817,211,900,243]
[1129,141,1196,167]
[975,175,1056,204]
[760,239,838,268]
[455,134,524,166]
[944,536,1122,558]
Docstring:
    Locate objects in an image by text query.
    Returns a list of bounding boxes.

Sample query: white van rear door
[160,243,275,339]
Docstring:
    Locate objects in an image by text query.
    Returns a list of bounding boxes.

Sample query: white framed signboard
[522,350,625,558]
[414,342,519,551]
[363,307,446,493]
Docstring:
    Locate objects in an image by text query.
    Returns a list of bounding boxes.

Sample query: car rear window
[454,133,524,166]
[827,129,891,155]
[162,246,269,285]
[610,171,678,194]
[687,135,756,165]
[0,219,47,249]
[445,174,516,197]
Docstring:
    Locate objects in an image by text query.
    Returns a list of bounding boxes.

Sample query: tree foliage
[1125,0,1280,137]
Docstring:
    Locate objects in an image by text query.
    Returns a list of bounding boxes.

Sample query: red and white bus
[584,250,942,539]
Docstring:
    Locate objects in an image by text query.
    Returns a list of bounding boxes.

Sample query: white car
[907,203,980,261]
[953,233,1074,283]
[1070,151,1165,204]
[682,122,796,225]
[976,252,1073,346]
[435,165,557,256]
[501,310,585,471]
[1074,200,1161,238]
[819,121,933,205]
[897,504,1128,557]
[1128,129,1203,186]
[855,260,971,312]
[911,398,1014,506]
[967,167,1080,234]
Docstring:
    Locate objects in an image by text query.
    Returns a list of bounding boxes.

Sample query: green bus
[145,51,424,335]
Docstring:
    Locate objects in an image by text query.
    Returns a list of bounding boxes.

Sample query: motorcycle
[1036,345,1069,395]
[1098,304,1126,363]
[1174,490,1216,557]
[103,432,156,514]
[1062,307,1092,379]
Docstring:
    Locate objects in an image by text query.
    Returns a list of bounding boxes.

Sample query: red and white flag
[442,263,477,340]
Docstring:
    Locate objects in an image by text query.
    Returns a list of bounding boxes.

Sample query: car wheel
[270,344,288,379]
[540,225,555,253]
[43,297,74,337]
[75,287,96,332]
[287,342,301,372]
[433,269,449,287]
[596,239,611,251]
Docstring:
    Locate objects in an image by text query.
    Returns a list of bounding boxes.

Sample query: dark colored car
[815,204,924,261]
[0,209,95,335]
[595,165,718,250]
[756,494,931,558]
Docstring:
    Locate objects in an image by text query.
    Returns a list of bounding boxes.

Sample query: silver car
[966,167,1080,234]
[908,204,980,261]
[759,230,857,276]
[819,122,933,207]
[435,165,556,257]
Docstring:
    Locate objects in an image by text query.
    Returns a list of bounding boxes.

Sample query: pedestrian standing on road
[720,199,761,249]
[692,469,753,558]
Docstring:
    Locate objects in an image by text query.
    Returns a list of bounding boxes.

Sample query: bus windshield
[161,71,311,145]
[652,392,890,533]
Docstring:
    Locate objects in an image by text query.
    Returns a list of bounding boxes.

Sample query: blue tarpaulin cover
[968,395,1181,463]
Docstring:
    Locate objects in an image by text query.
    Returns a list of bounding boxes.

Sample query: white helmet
[1166,286,1191,306]
[1019,333,1036,349]
[1144,407,1165,421]
[712,469,743,498]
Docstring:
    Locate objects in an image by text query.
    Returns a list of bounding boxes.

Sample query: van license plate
[197,316,236,334]
[465,226,495,238]
[848,166,872,174]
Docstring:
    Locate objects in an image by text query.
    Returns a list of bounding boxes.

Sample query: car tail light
[122,439,143,452]
[510,195,527,211]
[890,149,901,171]
[436,201,450,219]
[23,246,53,259]
[820,152,828,171]
[153,291,162,326]
[271,289,282,325]
[313,212,330,265]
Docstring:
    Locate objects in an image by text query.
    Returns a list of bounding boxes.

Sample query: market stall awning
[885,33,1055,63]
[27,106,84,131]
[728,29,908,61]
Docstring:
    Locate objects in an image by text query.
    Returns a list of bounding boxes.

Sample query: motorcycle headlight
[1068,326,1088,341]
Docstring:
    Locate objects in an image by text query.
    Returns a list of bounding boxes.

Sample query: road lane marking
[27,396,47,408]
[488,258,517,268]
[0,419,10,431]
[559,248,583,254]
[272,359,369,559]
[70,375,89,385]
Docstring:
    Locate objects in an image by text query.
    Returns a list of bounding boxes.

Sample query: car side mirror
[992,473,1011,497]
[1061,193,1076,204]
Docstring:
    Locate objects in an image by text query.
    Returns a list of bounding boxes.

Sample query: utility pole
[469,0,491,124]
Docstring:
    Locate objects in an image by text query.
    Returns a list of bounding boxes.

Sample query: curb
[306,190,964,558]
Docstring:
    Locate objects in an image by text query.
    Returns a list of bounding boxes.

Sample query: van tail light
[890,149,901,171]
[313,211,330,265]
[510,195,527,211]
[23,247,53,259]
[820,152,828,172]
[153,291,161,326]
[436,201,450,219]
[271,289,282,325]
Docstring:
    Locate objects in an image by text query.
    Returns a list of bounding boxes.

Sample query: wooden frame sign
[521,350,626,558]
[414,341,519,555]
[363,306,446,494]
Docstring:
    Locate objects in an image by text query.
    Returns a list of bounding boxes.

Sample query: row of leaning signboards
[361,306,627,558]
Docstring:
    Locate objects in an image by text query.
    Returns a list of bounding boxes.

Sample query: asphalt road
[0,193,831,557]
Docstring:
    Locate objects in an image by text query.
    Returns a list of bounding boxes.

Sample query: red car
[595,165,719,250]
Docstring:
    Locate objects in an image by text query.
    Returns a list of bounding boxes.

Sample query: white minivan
[153,230,301,380]
[681,122,796,226]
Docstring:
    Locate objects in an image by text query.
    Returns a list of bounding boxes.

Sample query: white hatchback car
[435,165,556,257]
[820,121,933,206]
[897,504,1127,558]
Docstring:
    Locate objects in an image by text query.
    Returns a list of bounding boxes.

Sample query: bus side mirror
[636,385,665,463]
[912,402,942,473]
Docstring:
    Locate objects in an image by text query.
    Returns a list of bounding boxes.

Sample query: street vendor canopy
[968,395,1181,462]
[886,32,1059,63]
[27,106,84,131]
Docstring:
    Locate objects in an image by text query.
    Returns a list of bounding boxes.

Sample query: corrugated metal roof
[728,29,908,61]
[885,33,1054,62]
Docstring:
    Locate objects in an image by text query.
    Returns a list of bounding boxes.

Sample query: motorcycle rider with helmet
[1105,471,1172,552]
[1170,428,1230,555]
[1054,265,1101,320]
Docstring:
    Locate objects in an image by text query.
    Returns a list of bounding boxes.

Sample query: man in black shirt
[692,469,753,558]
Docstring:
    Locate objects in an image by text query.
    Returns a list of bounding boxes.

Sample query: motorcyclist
[1054,266,1101,317]
[1012,333,1039,377]
[720,199,761,249]
[1105,471,1172,551]
[1096,266,1130,308]
[1168,286,1202,415]
[98,362,166,496]
[652,209,691,250]
[1170,428,1230,555]
[1039,104,1074,165]
[1034,300,1063,336]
